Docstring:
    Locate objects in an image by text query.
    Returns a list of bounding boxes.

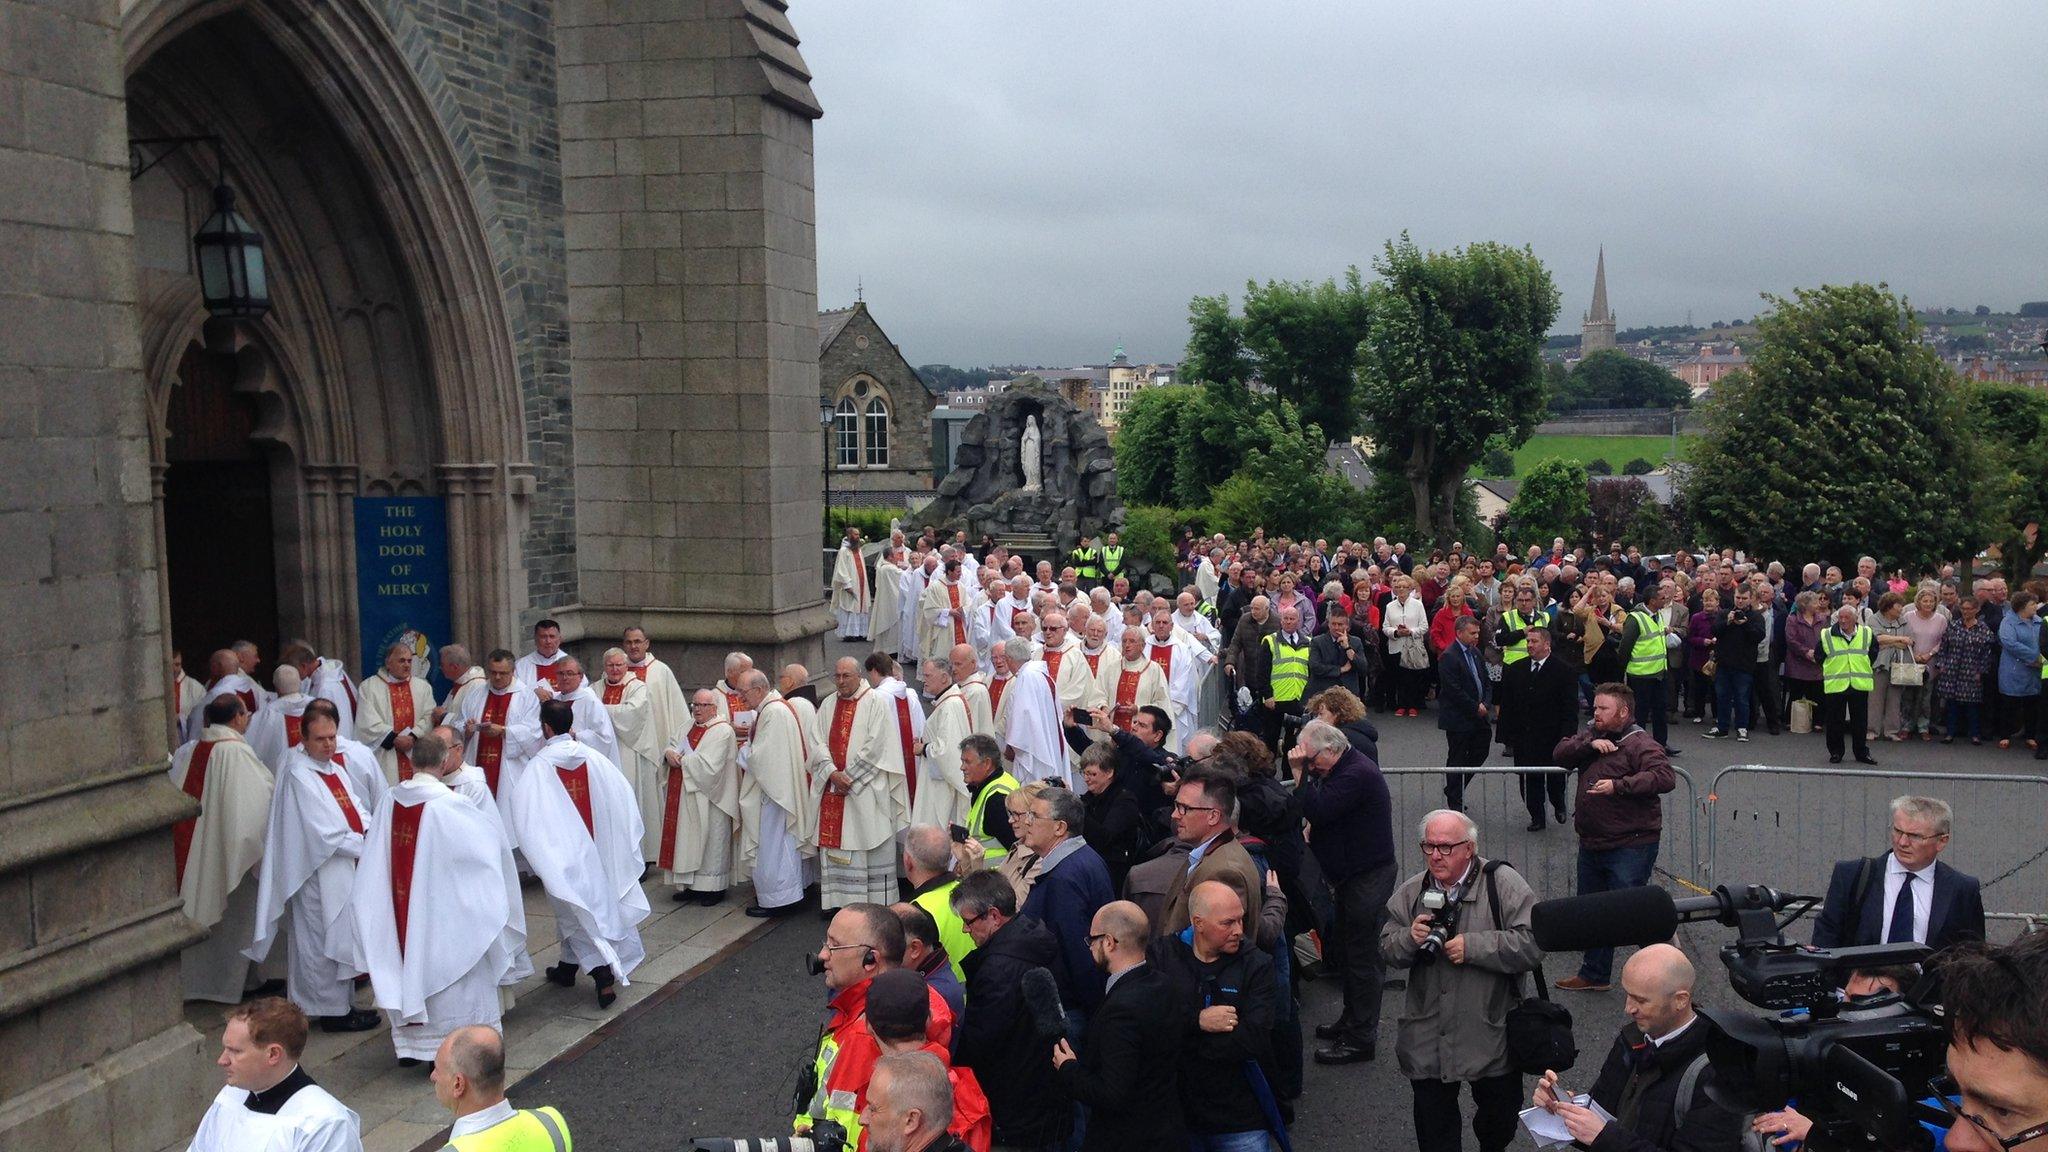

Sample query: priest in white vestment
[455,649,542,834]
[174,696,276,1003]
[830,527,872,640]
[1097,628,1170,736]
[249,666,314,777]
[187,999,362,1152]
[355,641,436,784]
[598,647,664,862]
[427,725,534,990]
[1146,610,1215,754]
[738,671,816,917]
[996,637,1069,786]
[659,690,740,905]
[1171,591,1223,652]
[1039,611,1104,715]
[1077,617,1115,684]
[897,557,926,663]
[948,644,996,738]
[548,657,622,770]
[911,659,973,827]
[247,708,380,1030]
[351,731,525,1061]
[514,618,570,699]
[623,625,690,760]
[871,547,908,657]
[866,654,925,829]
[1195,548,1224,605]
[918,560,981,665]
[810,659,904,911]
[510,699,649,1005]
[435,644,487,727]
[711,650,757,739]
[200,648,265,729]
[285,640,359,736]
[171,650,206,744]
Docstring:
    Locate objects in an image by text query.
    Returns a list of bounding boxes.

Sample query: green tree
[1357,235,1561,548]
[1507,458,1590,545]
[1112,385,1198,505]
[1966,382,2048,578]
[1626,494,1676,553]
[1182,275,1373,441]
[1201,408,1358,540]
[1683,284,2004,570]
[1481,445,1516,477]
[1553,349,1690,411]
[1623,457,1654,475]
[1586,457,1613,476]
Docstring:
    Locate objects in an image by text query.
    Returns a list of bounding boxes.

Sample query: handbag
[1483,860,1577,1074]
[1789,698,1814,733]
[1890,660,1925,687]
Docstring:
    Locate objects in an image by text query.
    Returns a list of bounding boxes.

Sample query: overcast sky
[797,3,2048,368]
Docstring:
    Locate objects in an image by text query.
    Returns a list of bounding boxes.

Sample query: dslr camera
[1414,883,1465,963]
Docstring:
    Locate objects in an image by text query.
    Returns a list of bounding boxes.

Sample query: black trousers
[1443,729,1490,809]
[1627,674,1670,747]
[1752,662,1784,730]
[1516,757,1567,821]
[1411,1071,1523,1152]
[1329,861,1396,1048]
[1825,689,1871,759]
[1261,700,1305,756]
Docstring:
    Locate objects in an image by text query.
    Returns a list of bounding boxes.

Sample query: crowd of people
[166,522,2048,1152]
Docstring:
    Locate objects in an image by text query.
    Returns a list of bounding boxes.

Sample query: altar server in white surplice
[598,647,664,862]
[510,699,648,1007]
[658,690,740,905]
[186,998,362,1152]
[547,657,622,773]
[738,671,816,918]
[249,666,314,778]
[897,555,926,664]
[350,731,524,1062]
[355,641,436,785]
[455,649,541,835]
[173,695,276,1003]
[997,637,1069,787]
[247,707,380,1031]
[910,658,972,828]
[866,653,925,829]
[811,659,904,912]
[831,527,872,640]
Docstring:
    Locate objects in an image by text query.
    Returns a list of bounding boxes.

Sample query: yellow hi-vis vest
[1821,625,1875,694]
[1502,609,1543,665]
[966,771,1019,863]
[1101,545,1125,576]
[1264,633,1310,702]
[1626,608,1667,678]
[448,1107,571,1152]
[911,879,975,980]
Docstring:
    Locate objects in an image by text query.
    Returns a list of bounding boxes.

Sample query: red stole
[235,689,257,714]
[630,662,651,682]
[893,694,917,807]
[172,741,216,887]
[818,695,861,850]
[387,678,418,780]
[476,691,514,794]
[388,801,425,957]
[988,676,1009,712]
[946,583,967,647]
[339,673,358,715]
[850,546,867,603]
[1045,649,1065,681]
[1148,643,1174,678]
[1114,667,1143,730]
[659,722,724,871]
[316,769,366,834]
[285,713,303,748]
[602,680,627,705]
[724,686,750,744]
[1083,650,1104,676]
[555,763,595,837]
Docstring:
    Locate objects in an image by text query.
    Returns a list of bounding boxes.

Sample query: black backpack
[1484,860,1578,1074]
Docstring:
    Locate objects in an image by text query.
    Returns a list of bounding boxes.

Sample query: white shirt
[448,1099,517,1141]
[1648,1013,1698,1048]
[1883,853,1936,944]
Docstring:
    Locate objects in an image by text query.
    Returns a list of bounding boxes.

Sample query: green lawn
[1480,434,1698,478]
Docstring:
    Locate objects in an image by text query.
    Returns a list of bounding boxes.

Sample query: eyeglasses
[1420,840,1472,856]
[1171,802,1218,816]
[959,909,994,929]
[1929,1077,2048,1150]
[1086,932,1110,946]
[1893,826,1946,845]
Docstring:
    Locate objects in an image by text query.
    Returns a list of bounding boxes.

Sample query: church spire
[1581,247,1616,354]
[1588,247,1610,324]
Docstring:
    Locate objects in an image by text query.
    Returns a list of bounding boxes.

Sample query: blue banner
[354,496,454,698]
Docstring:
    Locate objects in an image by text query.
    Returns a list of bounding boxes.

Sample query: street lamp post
[819,397,835,539]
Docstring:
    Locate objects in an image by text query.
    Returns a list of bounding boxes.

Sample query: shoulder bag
[1483,860,1577,1074]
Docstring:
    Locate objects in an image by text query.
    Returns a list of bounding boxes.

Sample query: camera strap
[1483,859,1548,1000]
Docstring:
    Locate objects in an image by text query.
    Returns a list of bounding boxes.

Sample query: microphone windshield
[1533,885,1680,952]
[1020,966,1068,1041]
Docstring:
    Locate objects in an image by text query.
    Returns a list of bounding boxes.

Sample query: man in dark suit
[1437,614,1492,811]
[1052,900,1185,1152]
[1494,628,1579,831]
[1811,795,1986,952]
[1307,609,1369,698]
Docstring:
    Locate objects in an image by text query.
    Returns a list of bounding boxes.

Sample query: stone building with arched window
[818,302,938,504]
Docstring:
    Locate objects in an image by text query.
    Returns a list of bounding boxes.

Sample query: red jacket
[814,978,955,1144]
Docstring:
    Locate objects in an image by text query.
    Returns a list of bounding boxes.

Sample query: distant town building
[819,302,939,504]
[1104,347,1176,430]
[944,389,989,410]
[1581,247,1617,355]
[1676,344,1747,397]
[1955,355,2048,388]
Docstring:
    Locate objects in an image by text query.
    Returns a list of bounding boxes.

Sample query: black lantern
[193,184,270,320]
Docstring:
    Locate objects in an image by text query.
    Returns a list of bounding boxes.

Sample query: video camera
[1532,883,1948,1152]
[690,1120,848,1152]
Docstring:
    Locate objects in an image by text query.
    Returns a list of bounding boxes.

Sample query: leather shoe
[1855,755,1878,765]
[592,965,617,1009]
[1313,1042,1375,1065]
[319,1009,381,1033]
[744,902,800,919]
[544,961,577,987]
[1555,809,1568,824]
[1828,754,1843,764]
[1314,1021,1349,1041]
[1553,975,1610,992]
[1526,818,1546,832]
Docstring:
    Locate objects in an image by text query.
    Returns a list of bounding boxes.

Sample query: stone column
[0,0,211,1145]
[556,0,833,684]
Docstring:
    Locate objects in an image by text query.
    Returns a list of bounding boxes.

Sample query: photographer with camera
[1533,943,1744,1152]
[1748,966,1920,1148]
[1069,701,1176,843]
[800,905,955,1150]
[1381,809,1543,1152]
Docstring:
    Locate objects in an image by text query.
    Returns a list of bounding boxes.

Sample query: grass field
[1480,434,1699,478]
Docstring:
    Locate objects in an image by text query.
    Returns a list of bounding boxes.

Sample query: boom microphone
[1021,966,1070,1043]
[1532,885,1679,952]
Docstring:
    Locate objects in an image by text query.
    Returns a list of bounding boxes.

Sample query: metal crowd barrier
[1377,766,1701,906]
[1700,764,2048,935]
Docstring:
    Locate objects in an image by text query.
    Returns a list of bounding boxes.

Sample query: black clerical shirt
[244,1065,316,1114]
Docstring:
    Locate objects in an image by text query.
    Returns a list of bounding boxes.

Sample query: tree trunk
[1431,474,1461,549]
[1406,432,1437,545]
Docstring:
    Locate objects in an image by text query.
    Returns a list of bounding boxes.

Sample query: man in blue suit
[1811,795,1986,952]
[1437,614,1493,811]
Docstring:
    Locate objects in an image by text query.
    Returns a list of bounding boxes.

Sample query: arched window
[834,396,859,467]
[863,397,890,467]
